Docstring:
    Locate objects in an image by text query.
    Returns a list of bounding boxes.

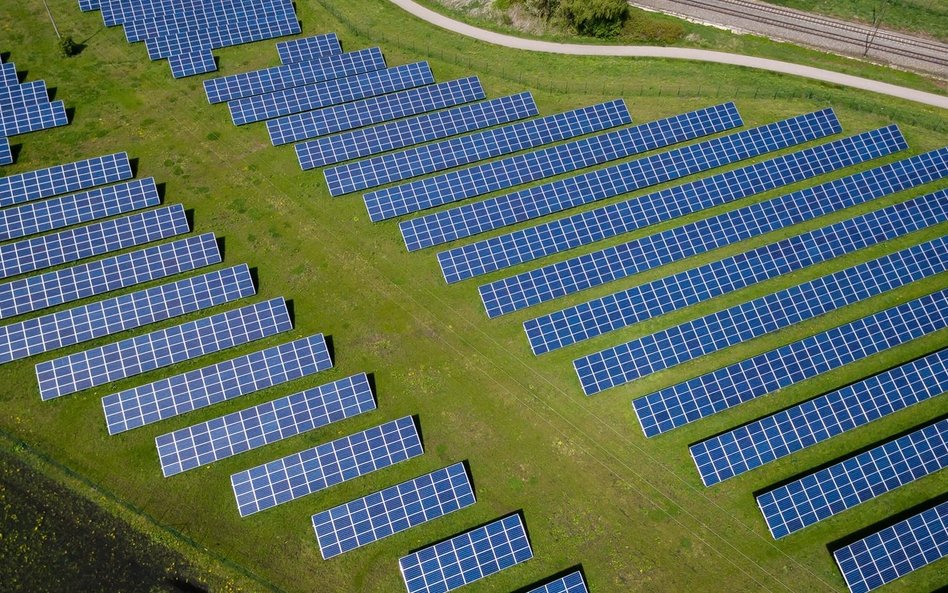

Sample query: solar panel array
[0,63,68,139]
[443,124,909,285]
[0,137,11,166]
[833,500,948,593]
[324,99,633,196]
[157,373,376,477]
[0,80,49,107]
[312,463,476,559]
[231,415,423,517]
[691,348,948,487]
[525,189,947,355]
[400,108,840,252]
[526,572,589,593]
[0,152,132,208]
[574,238,948,393]
[103,334,332,435]
[36,297,291,401]
[398,514,533,593]
[758,419,948,539]
[145,13,302,62]
[169,49,217,79]
[276,33,342,64]
[122,1,295,43]
[633,288,948,435]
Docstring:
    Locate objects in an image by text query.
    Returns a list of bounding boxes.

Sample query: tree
[557,0,629,38]
[526,0,559,22]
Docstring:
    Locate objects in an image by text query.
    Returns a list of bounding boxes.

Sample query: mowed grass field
[1,1,946,592]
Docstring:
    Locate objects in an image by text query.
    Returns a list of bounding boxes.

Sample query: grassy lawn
[765,0,948,42]
[0,1,946,592]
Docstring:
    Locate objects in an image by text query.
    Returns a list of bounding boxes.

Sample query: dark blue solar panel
[691,349,948,486]
[526,189,948,355]
[0,63,17,86]
[325,99,630,196]
[101,0,290,27]
[169,49,217,79]
[144,11,301,61]
[36,297,290,400]
[0,152,133,208]
[401,108,840,252]
[632,288,948,434]
[231,415,422,516]
[312,463,476,559]
[526,572,589,593]
[78,0,100,12]
[157,373,375,477]
[366,102,734,222]
[229,62,434,126]
[124,0,296,43]
[0,80,49,108]
[0,264,254,365]
[0,137,10,166]
[276,33,342,64]
[442,124,907,284]
[103,333,332,435]
[577,238,948,395]
[833,500,948,593]
[0,99,68,137]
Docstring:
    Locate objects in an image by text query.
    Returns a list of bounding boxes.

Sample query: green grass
[765,0,948,42]
[1,1,946,592]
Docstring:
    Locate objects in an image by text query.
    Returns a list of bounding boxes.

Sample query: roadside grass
[0,1,945,593]
[765,0,948,42]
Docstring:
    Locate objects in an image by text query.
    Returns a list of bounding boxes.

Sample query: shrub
[557,0,629,38]
[621,11,685,44]
[58,35,80,57]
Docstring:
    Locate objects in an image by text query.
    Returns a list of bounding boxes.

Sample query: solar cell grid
[0,264,254,365]
[401,108,840,252]
[0,137,10,166]
[36,297,290,401]
[633,288,948,435]
[833,500,948,593]
[157,373,376,477]
[0,63,17,86]
[169,49,217,79]
[231,415,423,516]
[79,0,100,12]
[229,61,434,126]
[0,99,68,137]
[0,232,221,320]
[312,463,476,559]
[102,0,288,26]
[441,124,908,284]
[276,33,342,64]
[758,419,948,538]
[0,80,49,108]
[691,349,948,487]
[145,11,301,61]
[123,0,295,43]
[576,237,948,394]
[103,333,332,435]
[526,571,589,593]
[0,152,133,208]
[325,99,630,196]
[398,514,533,593]
[525,189,948,355]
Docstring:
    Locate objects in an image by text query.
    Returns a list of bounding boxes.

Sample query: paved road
[389,0,948,110]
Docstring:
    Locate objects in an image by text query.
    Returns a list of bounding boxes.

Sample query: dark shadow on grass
[0,52,10,62]
[365,371,378,398]
[284,298,295,327]
[167,577,208,593]
[155,181,167,201]
[215,235,225,259]
[183,208,195,231]
[128,157,140,177]
[510,565,587,593]
[64,106,76,124]
[9,143,22,163]
[824,491,948,553]
[323,334,335,365]
[247,265,258,289]
[46,85,57,101]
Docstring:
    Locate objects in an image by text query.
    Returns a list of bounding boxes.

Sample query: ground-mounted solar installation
[632,287,948,434]
[231,415,423,517]
[525,571,589,593]
[103,333,332,435]
[400,108,841,251]
[0,232,221,320]
[691,348,948,487]
[123,0,297,43]
[365,102,737,222]
[229,61,434,126]
[0,99,68,137]
[833,500,948,593]
[144,12,302,61]
[398,513,533,593]
[441,124,909,285]
[168,49,217,79]
[36,297,291,401]
[0,264,255,365]
[78,0,99,12]
[0,62,17,86]
[0,79,49,107]
[0,152,133,208]
[0,137,10,165]
[275,33,342,64]
[275,76,486,148]
[758,419,948,539]
[525,188,947,355]
[324,99,635,196]
[157,372,375,477]
[312,462,476,559]
[99,0,292,27]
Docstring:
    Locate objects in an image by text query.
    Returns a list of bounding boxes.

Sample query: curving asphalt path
[389,0,948,110]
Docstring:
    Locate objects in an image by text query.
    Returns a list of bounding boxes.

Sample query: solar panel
[526,571,589,593]
[272,77,485,149]
[0,152,133,208]
[833,500,948,593]
[169,49,217,79]
[442,124,909,284]
[36,297,290,401]
[525,189,948,355]
[758,419,948,539]
[0,99,68,137]
[399,514,533,593]
[0,137,10,166]
[276,33,342,64]
[0,63,17,86]
[633,288,948,435]
[204,47,386,104]
[0,80,49,108]
[101,0,290,27]
[312,462,476,559]
[123,0,296,43]
[325,99,630,196]
[400,108,841,252]
[0,264,254,365]
[157,372,375,477]
[144,12,301,61]
[691,349,948,487]
[79,0,100,12]
[103,333,332,435]
[231,415,422,517]
[229,61,434,126]
[576,238,948,395]
[366,102,736,222]
[0,177,160,242]
[0,233,220,320]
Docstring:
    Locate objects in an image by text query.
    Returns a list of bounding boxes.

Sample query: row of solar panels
[0,55,70,166]
[75,0,305,78]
